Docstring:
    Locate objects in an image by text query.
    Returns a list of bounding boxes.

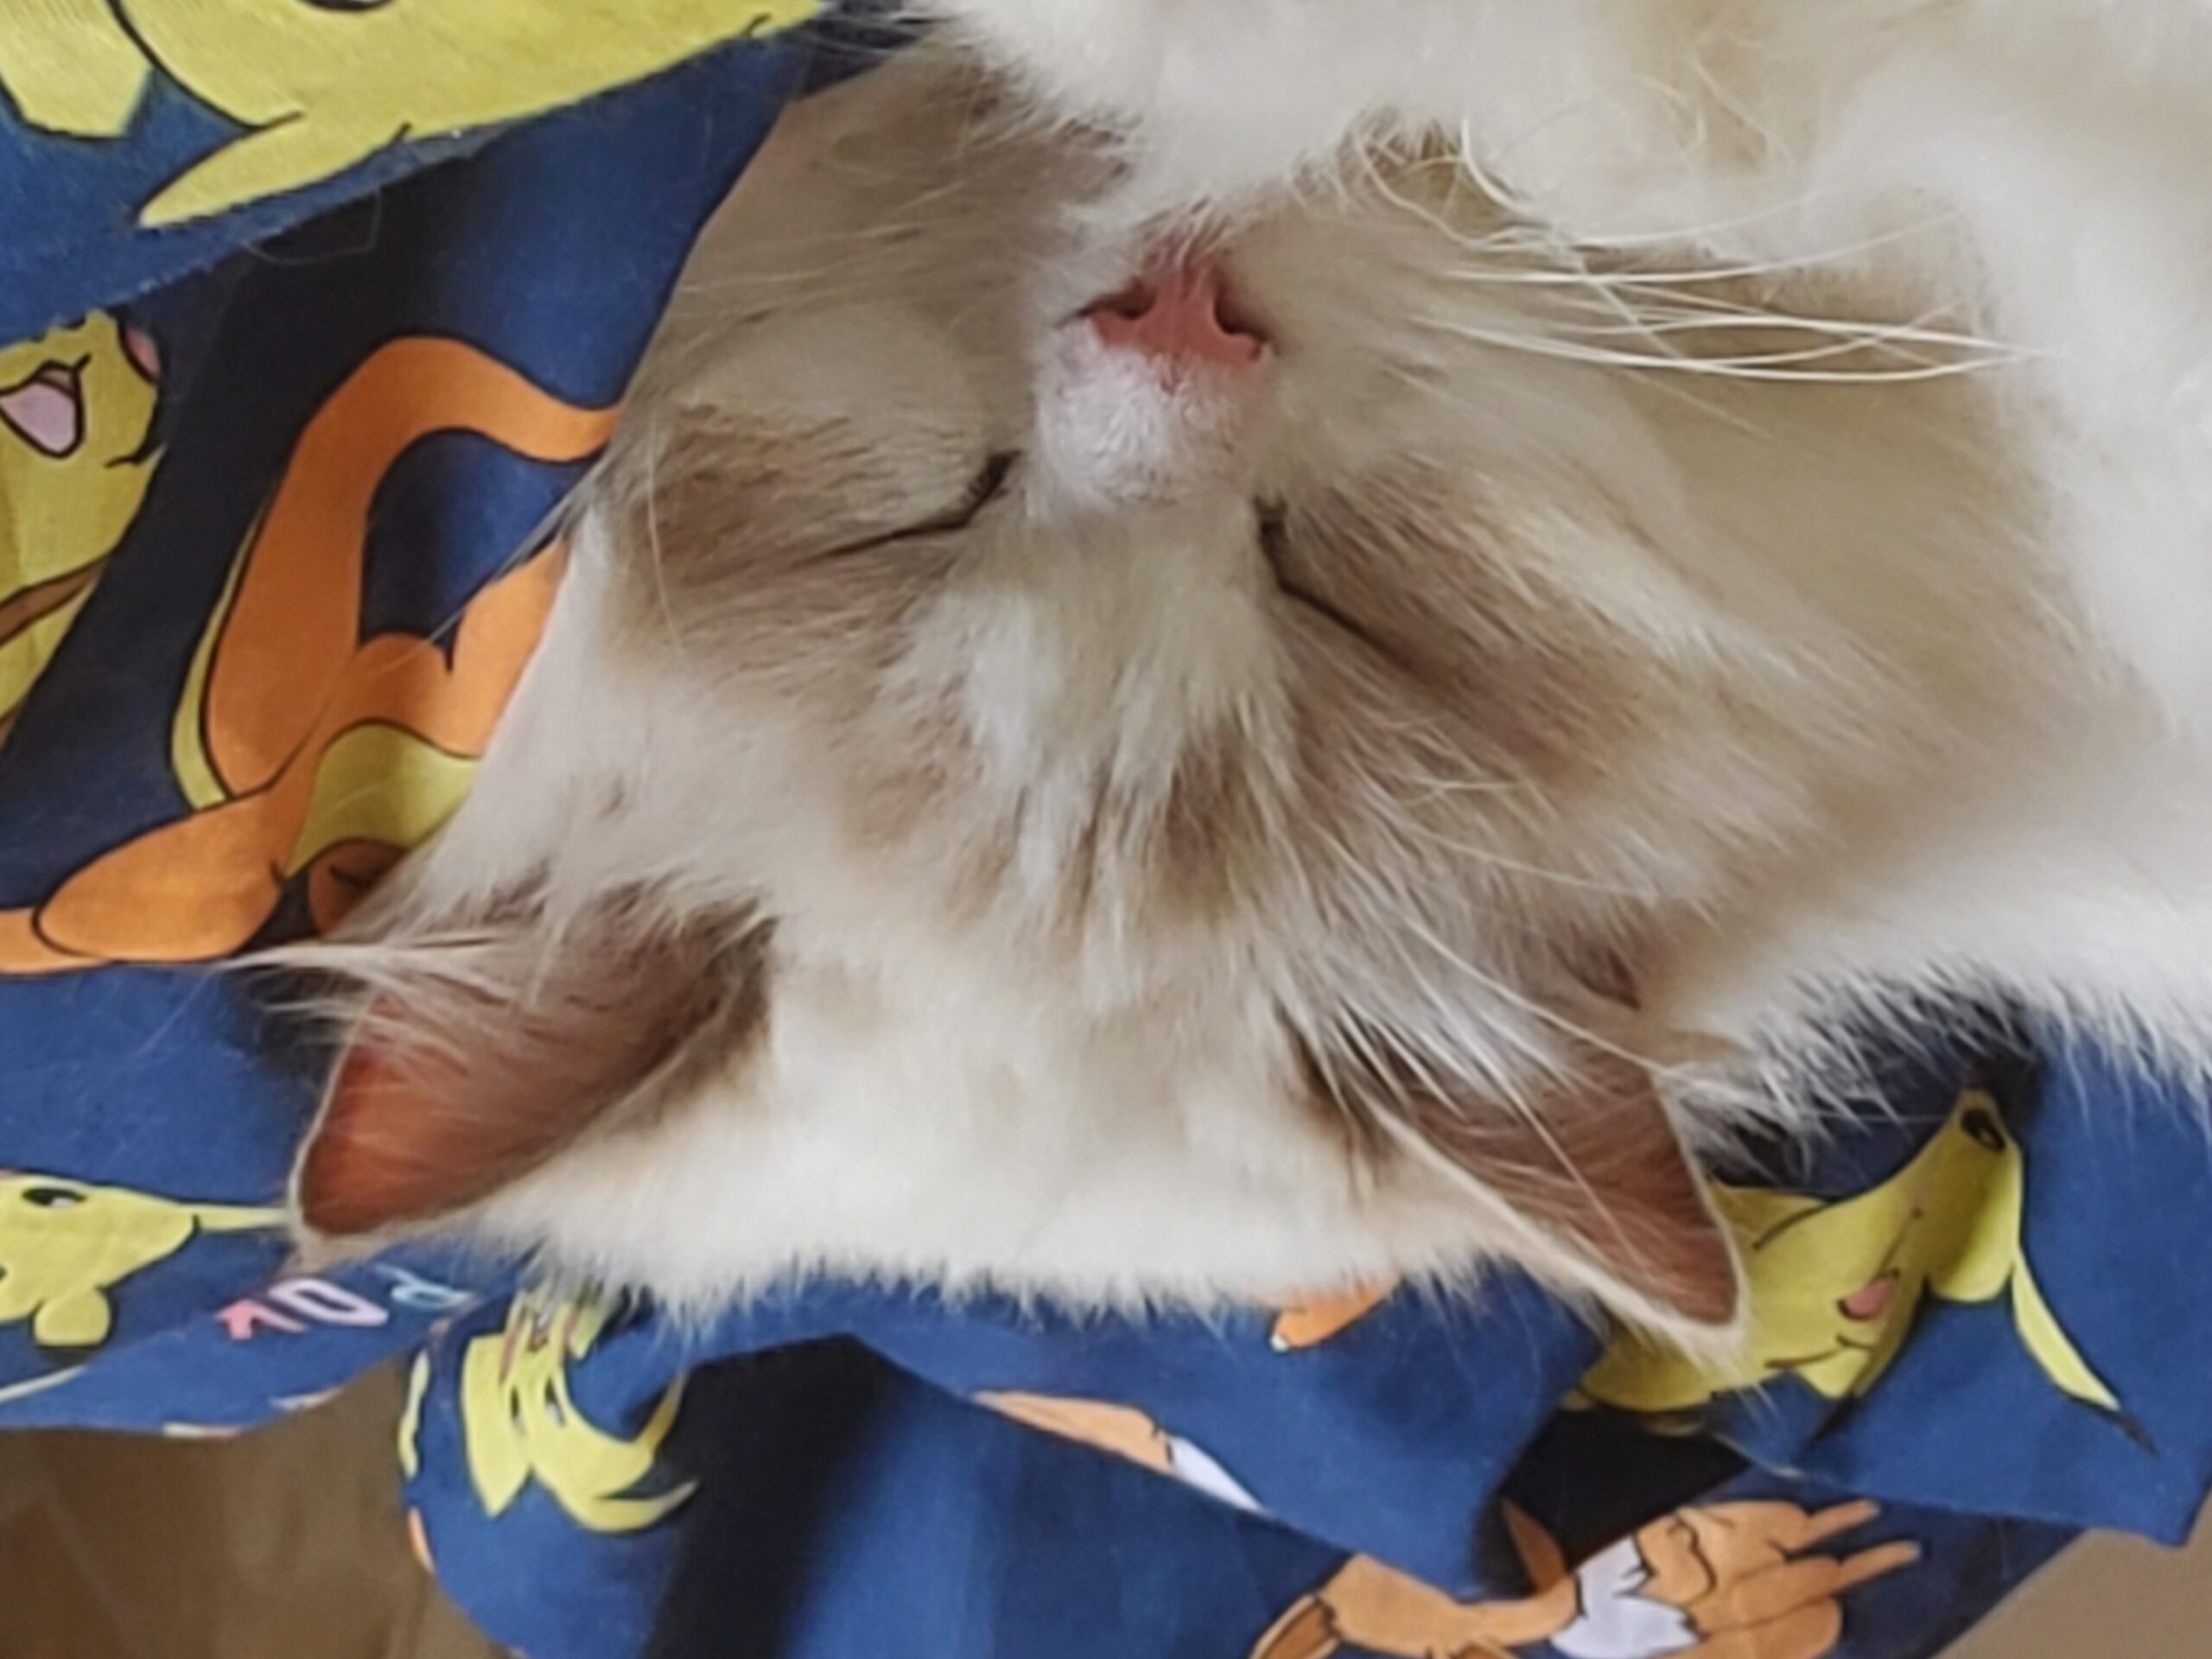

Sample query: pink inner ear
[1306,1021,1738,1328]
[1479,1064,1739,1328]
[300,993,597,1236]
[296,907,766,1237]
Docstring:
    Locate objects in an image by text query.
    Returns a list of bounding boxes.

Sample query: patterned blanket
[1,9,2203,1656]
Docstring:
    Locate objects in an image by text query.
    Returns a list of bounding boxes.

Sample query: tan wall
[1946,1521,2212,1659]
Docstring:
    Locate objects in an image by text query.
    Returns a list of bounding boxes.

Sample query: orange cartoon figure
[0,335,616,975]
[972,1388,1912,1659]
[1253,1500,1918,1659]
[1269,1283,1399,1352]
[977,1392,1263,1514]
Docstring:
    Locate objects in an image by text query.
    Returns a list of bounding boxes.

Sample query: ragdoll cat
[286,7,2212,1349]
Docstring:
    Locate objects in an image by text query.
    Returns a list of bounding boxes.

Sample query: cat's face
[298,56,2015,1336]
[603,67,1775,1014]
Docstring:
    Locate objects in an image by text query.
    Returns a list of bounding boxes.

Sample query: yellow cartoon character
[1254,1500,1920,1659]
[0,1172,277,1350]
[0,313,162,741]
[0,0,819,226]
[460,1287,695,1534]
[1581,1087,2127,1429]
[397,1350,429,1480]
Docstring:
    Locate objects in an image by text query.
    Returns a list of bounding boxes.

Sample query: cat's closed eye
[1256,497,1394,660]
[809,450,1022,565]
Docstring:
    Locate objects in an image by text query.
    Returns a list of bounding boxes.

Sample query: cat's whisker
[1383,823,1660,900]
[1552,306,2017,359]
[1457,273,2020,366]
[1387,771,1527,802]
[1547,319,2009,375]
[638,436,693,664]
[1411,313,2016,383]
[1440,212,1967,287]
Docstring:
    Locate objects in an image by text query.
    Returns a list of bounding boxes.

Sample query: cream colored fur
[292,10,2212,1347]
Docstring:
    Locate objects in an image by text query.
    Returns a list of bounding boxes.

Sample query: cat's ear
[1297,1013,1739,1338]
[290,899,769,1240]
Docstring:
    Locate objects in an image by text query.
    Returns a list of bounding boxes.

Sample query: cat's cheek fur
[284,6,2212,1355]
[934,0,2212,729]
[286,526,1741,1344]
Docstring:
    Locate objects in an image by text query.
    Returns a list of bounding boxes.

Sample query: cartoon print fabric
[0,313,162,738]
[1,14,2209,1659]
[0,0,817,227]
[1580,1087,2133,1433]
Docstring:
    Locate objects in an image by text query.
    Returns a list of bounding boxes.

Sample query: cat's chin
[459,1166,1750,1365]
[411,954,1745,1362]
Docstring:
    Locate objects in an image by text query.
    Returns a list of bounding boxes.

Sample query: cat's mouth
[0,359,87,459]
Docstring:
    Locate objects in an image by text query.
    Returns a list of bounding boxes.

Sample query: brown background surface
[0,1366,499,1659]
[1947,1523,2212,1658]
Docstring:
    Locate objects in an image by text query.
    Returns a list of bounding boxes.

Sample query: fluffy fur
[287,7,2212,1349]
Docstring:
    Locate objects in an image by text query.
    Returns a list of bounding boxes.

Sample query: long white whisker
[1413,315,2015,384]
[1556,308,2014,356]
[1549,318,2015,372]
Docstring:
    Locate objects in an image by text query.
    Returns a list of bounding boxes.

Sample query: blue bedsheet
[0,11,2200,1656]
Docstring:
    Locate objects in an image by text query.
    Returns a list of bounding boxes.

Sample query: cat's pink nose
[1085,260,1268,372]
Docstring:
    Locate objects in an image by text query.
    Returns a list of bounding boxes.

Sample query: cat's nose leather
[1085,259,1268,371]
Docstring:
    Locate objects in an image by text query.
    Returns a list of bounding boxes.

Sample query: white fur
[935,0,2212,723]
[305,10,2212,1345]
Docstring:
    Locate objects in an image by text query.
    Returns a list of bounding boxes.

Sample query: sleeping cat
[285,7,2212,1350]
